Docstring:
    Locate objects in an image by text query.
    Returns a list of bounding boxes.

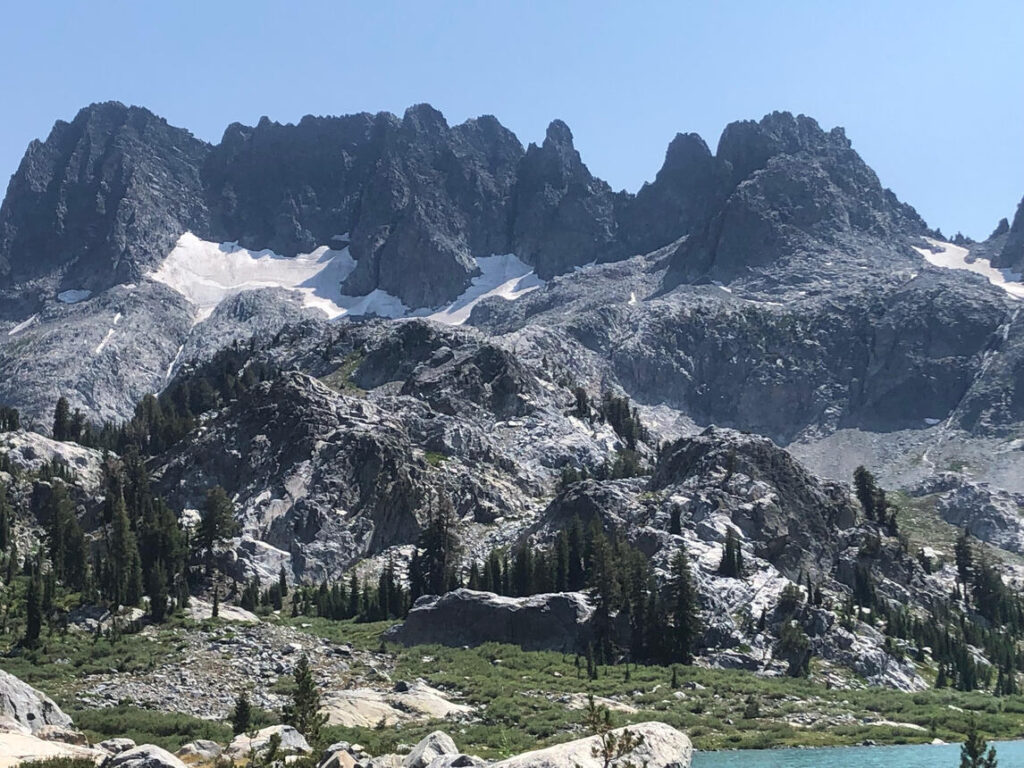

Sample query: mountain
[1,100,1024,696]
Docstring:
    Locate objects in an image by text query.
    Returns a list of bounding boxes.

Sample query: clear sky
[1,1,1021,239]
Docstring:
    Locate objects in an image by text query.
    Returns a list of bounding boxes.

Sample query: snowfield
[148,232,542,325]
[915,237,1024,300]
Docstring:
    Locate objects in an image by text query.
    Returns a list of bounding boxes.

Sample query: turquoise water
[692,740,1024,767]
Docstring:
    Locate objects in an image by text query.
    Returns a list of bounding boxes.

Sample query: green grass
[424,451,448,467]
[284,618,1024,755]
[66,705,233,751]
[320,353,366,396]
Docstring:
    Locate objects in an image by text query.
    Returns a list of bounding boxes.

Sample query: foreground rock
[0,668,74,734]
[323,681,473,727]
[174,740,222,761]
[492,722,692,768]
[384,589,594,652]
[0,729,104,767]
[403,731,458,768]
[227,725,311,759]
[105,745,187,768]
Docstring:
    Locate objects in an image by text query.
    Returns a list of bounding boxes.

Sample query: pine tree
[212,583,220,619]
[0,482,10,552]
[279,566,288,598]
[24,567,42,647]
[52,397,71,441]
[231,690,253,735]
[286,654,327,743]
[854,465,877,521]
[109,494,143,606]
[409,497,461,599]
[148,560,170,622]
[670,550,700,664]
[199,487,239,570]
[718,527,743,578]
[960,715,998,768]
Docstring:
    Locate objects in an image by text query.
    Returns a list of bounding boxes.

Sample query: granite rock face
[0,102,209,294]
[0,668,74,734]
[385,589,596,652]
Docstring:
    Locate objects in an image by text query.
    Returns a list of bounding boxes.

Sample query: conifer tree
[718,527,743,578]
[24,567,42,647]
[409,497,461,599]
[670,550,700,664]
[199,487,239,570]
[52,397,71,441]
[960,715,998,768]
[286,654,327,743]
[0,482,10,553]
[231,690,252,735]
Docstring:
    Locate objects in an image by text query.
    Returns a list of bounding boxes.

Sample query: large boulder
[403,731,457,768]
[492,722,692,768]
[384,589,594,652]
[0,728,105,768]
[174,740,222,761]
[0,668,74,734]
[105,745,187,768]
[227,725,311,758]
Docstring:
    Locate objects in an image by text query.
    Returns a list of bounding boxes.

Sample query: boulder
[174,740,222,761]
[34,725,89,745]
[492,722,692,768]
[98,739,138,755]
[384,589,594,652]
[0,730,105,768]
[227,725,311,758]
[425,757,485,768]
[0,668,74,734]
[403,732,458,768]
[322,681,473,728]
[320,750,358,768]
[105,745,188,768]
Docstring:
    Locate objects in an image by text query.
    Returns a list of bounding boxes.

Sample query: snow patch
[915,238,1024,299]
[57,289,92,303]
[7,314,39,336]
[149,233,541,326]
[423,253,541,324]
[150,233,358,322]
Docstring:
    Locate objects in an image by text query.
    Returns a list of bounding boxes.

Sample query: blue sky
[1,1,1020,238]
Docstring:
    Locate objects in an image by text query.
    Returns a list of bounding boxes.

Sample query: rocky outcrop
[992,194,1024,271]
[105,745,187,768]
[916,473,1024,554]
[491,722,692,768]
[0,668,74,735]
[384,589,595,652]
[174,740,221,761]
[226,725,311,759]
[511,121,621,277]
[403,731,458,768]
[0,102,209,295]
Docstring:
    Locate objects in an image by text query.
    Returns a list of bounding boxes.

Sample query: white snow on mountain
[423,253,542,324]
[916,238,1024,300]
[7,314,39,336]
[148,233,542,325]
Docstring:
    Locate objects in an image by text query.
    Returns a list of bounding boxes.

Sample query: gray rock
[492,721,692,768]
[386,589,594,652]
[402,731,458,768]
[106,744,188,768]
[0,668,74,734]
[175,740,222,760]
[98,739,138,756]
[227,725,311,758]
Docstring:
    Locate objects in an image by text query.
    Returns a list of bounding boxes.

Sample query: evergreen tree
[960,715,998,768]
[231,690,252,735]
[24,567,42,647]
[52,397,71,441]
[148,560,170,622]
[0,482,10,553]
[718,527,743,578]
[199,487,239,569]
[854,465,877,520]
[286,654,327,743]
[670,550,700,664]
[409,498,461,599]
[955,527,974,588]
[279,566,289,598]
[109,494,144,606]
[212,583,220,619]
